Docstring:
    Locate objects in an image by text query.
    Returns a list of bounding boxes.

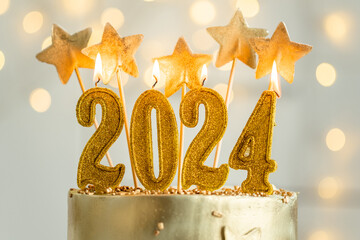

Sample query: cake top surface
[69,186,296,204]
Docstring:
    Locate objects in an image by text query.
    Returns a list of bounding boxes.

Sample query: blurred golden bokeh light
[326,128,345,151]
[144,66,165,89]
[0,50,5,71]
[316,63,336,87]
[235,0,260,18]
[141,40,167,61]
[23,11,43,34]
[63,0,95,16]
[214,83,234,103]
[88,24,103,46]
[324,12,349,43]
[190,0,216,25]
[192,29,215,51]
[108,72,129,89]
[101,8,124,30]
[41,36,52,50]
[0,0,10,15]
[318,177,339,199]
[30,88,51,113]
[309,230,331,240]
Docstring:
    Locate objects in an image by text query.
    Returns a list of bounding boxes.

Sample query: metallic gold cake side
[68,189,297,240]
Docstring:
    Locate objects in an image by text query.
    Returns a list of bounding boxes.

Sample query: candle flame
[152,60,160,88]
[201,64,207,86]
[93,53,103,85]
[268,61,281,98]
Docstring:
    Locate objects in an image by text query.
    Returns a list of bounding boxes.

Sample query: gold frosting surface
[180,88,229,191]
[250,22,312,83]
[68,187,297,240]
[36,24,94,84]
[76,88,125,192]
[207,10,268,68]
[130,89,179,190]
[155,37,212,98]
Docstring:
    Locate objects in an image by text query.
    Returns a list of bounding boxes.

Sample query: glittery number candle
[76,87,125,192]
[229,91,277,195]
[130,89,179,190]
[180,88,229,191]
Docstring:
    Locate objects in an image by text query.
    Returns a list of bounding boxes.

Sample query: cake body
[68,189,297,240]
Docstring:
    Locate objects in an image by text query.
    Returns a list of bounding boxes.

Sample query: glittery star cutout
[82,23,143,84]
[250,22,312,83]
[36,24,94,84]
[207,10,268,69]
[155,37,212,98]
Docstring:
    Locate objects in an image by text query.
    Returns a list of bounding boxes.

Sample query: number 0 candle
[130,89,179,190]
[130,61,179,190]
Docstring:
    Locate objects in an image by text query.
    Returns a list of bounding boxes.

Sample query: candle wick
[202,77,207,86]
[95,78,100,87]
[152,75,158,89]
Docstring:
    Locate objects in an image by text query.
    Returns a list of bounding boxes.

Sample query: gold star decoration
[82,23,143,84]
[155,37,212,98]
[250,22,312,83]
[207,10,268,69]
[36,24,94,84]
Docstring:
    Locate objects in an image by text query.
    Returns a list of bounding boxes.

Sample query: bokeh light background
[0,0,359,239]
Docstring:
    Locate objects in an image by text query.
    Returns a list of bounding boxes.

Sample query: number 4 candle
[206,9,268,168]
[229,22,312,195]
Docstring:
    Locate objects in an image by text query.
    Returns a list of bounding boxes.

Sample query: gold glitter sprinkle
[157,222,164,230]
[76,87,125,192]
[130,89,179,190]
[207,9,268,68]
[211,210,223,218]
[74,186,295,197]
[282,196,289,204]
[82,23,143,84]
[154,37,212,98]
[249,22,312,83]
[229,91,277,195]
[36,24,94,84]
[180,88,229,191]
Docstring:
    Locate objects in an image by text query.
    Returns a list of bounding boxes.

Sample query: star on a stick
[250,22,312,83]
[82,23,143,84]
[36,24,94,84]
[207,10,268,69]
[155,37,212,98]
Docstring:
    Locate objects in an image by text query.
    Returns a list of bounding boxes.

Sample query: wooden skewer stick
[74,67,114,167]
[116,68,139,188]
[213,59,236,168]
[177,83,186,192]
